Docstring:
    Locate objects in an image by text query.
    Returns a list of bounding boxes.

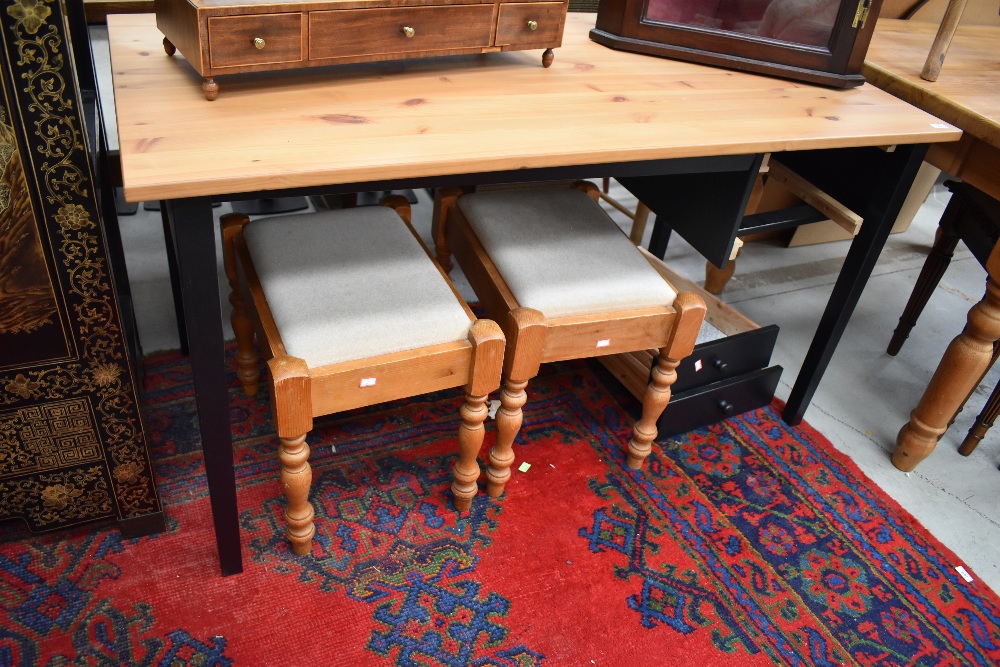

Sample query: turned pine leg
[453,393,488,512]
[887,213,960,356]
[279,432,315,554]
[486,309,546,499]
[628,292,705,469]
[432,187,463,273]
[704,257,738,295]
[894,273,1000,471]
[948,342,1000,429]
[627,351,679,469]
[487,378,527,497]
[269,357,315,554]
[221,214,260,396]
[454,320,505,511]
[229,288,259,396]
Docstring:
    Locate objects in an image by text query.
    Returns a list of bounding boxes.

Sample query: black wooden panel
[738,204,827,236]
[619,153,764,268]
[773,147,887,219]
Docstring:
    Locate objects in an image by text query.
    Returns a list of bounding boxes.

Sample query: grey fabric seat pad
[457,189,677,318]
[243,206,472,368]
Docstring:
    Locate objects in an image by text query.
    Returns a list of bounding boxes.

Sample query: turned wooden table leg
[893,270,1000,471]
[948,342,1000,430]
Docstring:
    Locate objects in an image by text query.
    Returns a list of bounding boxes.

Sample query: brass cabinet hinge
[853,0,872,29]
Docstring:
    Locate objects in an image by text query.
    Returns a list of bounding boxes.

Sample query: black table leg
[886,204,960,356]
[167,197,243,576]
[161,201,190,356]
[783,143,929,424]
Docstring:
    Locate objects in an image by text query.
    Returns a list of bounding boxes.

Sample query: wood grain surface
[109,12,960,202]
[864,19,1000,199]
[864,19,1000,148]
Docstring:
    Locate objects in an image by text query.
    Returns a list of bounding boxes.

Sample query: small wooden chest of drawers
[155,0,569,99]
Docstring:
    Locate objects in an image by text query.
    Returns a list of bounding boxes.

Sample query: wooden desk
[863,20,1000,471]
[864,20,1000,202]
[108,12,958,575]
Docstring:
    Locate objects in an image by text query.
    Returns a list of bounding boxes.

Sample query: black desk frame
[159,142,929,576]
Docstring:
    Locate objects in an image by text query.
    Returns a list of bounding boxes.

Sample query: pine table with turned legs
[863,20,1000,470]
[893,242,1000,470]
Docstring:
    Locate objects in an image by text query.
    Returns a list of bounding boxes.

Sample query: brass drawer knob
[253,37,265,49]
[527,20,538,30]
[402,26,415,38]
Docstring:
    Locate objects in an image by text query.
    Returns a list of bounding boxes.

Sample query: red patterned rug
[3,348,1000,665]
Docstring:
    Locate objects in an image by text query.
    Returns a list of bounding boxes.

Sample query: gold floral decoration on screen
[0,0,159,527]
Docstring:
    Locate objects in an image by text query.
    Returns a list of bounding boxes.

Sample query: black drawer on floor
[658,365,783,438]
[673,325,779,393]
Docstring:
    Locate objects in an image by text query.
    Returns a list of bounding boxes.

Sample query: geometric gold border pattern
[0,0,161,530]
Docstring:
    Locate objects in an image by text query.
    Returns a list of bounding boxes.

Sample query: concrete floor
[114,177,1000,598]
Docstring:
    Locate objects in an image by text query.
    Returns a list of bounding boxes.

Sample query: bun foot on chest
[203,78,219,101]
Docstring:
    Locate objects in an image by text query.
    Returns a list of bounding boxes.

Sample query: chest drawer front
[495,2,566,48]
[209,13,303,68]
[658,366,783,438]
[673,325,778,394]
[309,5,494,60]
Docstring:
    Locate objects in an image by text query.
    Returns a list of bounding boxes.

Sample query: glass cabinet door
[592,0,879,87]
[645,0,838,48]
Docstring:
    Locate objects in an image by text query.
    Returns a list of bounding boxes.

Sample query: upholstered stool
[433,181,706,499]
[222,197,504,555]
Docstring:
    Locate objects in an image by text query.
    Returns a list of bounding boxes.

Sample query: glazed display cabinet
[591,0,882,87]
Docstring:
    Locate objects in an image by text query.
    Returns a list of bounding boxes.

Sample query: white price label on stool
[360,377,377,387]
[596,339,610,348]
